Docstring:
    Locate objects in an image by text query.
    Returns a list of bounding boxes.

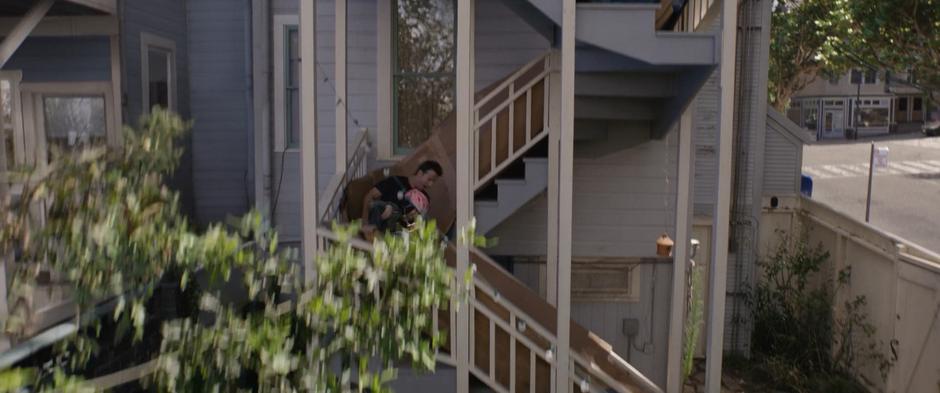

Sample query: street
[803,135,940,254]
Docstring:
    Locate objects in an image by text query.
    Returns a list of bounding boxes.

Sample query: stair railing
[673,0,717,32]
[473,52,553,190]
[318,129,371,224]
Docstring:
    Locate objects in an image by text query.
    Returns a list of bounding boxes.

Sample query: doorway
[822,109,844,139]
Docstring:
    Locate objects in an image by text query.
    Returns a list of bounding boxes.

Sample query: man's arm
[361,187,382,222]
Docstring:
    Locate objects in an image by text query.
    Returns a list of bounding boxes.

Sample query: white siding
[763,112,803,195]
[488,125,678,257]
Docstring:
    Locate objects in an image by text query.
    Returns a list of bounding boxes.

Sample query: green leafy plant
[745,231,892,392]
[0,109,465,392]
[681,263,704,382]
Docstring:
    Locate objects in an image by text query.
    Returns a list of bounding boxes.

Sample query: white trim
[140,32,177,113]
[18,81,118,167]
[272,14,299,153]
[334,0,347,170]
[0,16,118,37]
[666,108,694,393]
[705,0,738,390]
[455,0,475,390]
[376,1,392,160]
[299,0,319,285]
[556,0,576,390]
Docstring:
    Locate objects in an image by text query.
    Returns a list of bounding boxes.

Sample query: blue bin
[801,174,813,197]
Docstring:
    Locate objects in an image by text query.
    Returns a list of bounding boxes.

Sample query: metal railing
[318,130,371,224]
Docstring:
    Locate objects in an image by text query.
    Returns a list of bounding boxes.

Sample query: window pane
[898,98,908,111]
[42,96,106,157]
[395,0,455,74]
[148,48,170,110]
[803,108,818,131]
[287,27,299,86]
[858,108,889,127]
[913,98,923,111]
[1,80,11,171]
[288,88,300,147]
[395,76,454,152]
[864,70,876,84]
[850,70,862,84]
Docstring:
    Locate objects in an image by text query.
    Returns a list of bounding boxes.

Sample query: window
[898,98,908,111]
[914,97,923,111]
[140,33,177,112]
[273,15,300,151]
[803,106,818,131]
[285,26,300,148]
[850,69,862,84]
[858,107,889,128]
[391,0,456,154]
[864,70,877,84]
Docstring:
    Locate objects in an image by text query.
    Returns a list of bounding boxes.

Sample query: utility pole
[865,142,874,222]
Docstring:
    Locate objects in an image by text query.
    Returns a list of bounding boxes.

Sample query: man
[361,160,442,238]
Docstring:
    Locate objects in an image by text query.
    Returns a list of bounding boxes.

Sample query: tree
[819,0,940,105]
[0,109,462,392]
[768,0,844,111]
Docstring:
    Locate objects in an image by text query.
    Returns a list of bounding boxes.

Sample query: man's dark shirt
[374,176,411,211]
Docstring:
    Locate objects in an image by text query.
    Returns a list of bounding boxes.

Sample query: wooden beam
[705,0,738,391]
[335,0,347,171]
[666,108,694,393]
[555,0,576,390]
[300,0,319,284]
[0,16,117,37]
[64,0,117,15]
[455,0,474,391]
[0,0,55,69]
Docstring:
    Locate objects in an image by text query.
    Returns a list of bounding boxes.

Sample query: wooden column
[555,0,576,390]
[334,0,347,170]
[546,51,561,306]
[705,0,738,391]
[455,0,475,391]
[300,0,320,285]
[666,109,695,392]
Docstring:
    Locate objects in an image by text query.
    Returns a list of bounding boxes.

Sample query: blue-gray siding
[2,36,110,82]
[123,0,194,217]
[187,0,253,225]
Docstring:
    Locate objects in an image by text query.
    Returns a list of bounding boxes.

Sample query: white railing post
[455,0,475,391]
[556,0,576,391]
[667,109,695,392]
[299,0,320,285]
[705,0,738,391]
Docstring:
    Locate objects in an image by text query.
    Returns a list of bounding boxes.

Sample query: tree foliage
[768,0,843,111]
[0,109,461,392]
[820,0,940,104]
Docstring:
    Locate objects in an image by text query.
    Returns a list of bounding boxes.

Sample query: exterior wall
[763,110,804,196]
[2,36,110,82]
[269,0,551,241]
[513,262,673,388]
[690,12,721,217]
[488,125,677,257]
[187,0,253,226]
[122,0,194,217]
[795,70,889,98]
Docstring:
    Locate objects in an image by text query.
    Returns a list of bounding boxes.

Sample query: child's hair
[404,189,429,215]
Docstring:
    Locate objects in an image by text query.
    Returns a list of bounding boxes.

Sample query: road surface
[802,135,940,254]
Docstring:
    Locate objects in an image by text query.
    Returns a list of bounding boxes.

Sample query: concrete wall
[760,196,940,393]
[2,36,110,82]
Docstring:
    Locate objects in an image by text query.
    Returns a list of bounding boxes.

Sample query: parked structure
[788,69,928,140]
[5,1,898,393]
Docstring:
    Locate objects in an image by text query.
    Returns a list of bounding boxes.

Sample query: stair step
[495,178,527,187]
[475,199,499,208]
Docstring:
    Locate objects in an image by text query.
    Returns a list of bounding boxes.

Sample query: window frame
[19,81,118,169]
[273,15,300,153]
[140,32,177,113]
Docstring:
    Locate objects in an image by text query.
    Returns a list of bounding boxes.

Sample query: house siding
[763,120,800,195]
[2,36,110,82]
[123,0,195,217]
[269,0,550,241]
[187,0,253,226]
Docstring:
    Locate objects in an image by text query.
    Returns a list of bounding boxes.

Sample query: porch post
[109,35,123,145]
[300,0,320,285]
[546,52,560,306]
[454,0,475,391]
[334,0,347,169]
[666,109,695,393]
[705,0,738,391]
[555,0,576,390]
[0,0,54,68]
[252,0,271,215]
